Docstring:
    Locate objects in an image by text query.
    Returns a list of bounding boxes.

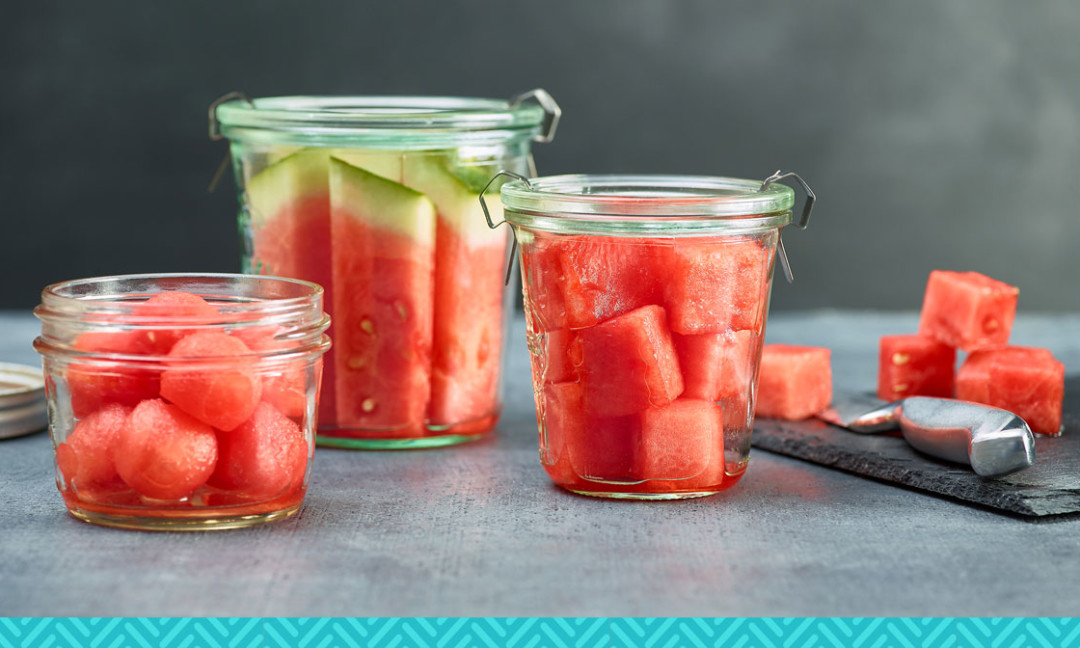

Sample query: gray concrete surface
[1,310,1078,617]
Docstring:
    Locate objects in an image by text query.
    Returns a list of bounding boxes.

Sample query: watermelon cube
[674,330,755,403]
[661,236,772,335]
[520,236,570,331]
[955,346,1064,436]
[545,381,639,482]
[755,345,832,420]
[638,399,724,482]
[918,270,1019,351]
[542,328,583,384]
[577,305,684,418]
[877,334,956,402]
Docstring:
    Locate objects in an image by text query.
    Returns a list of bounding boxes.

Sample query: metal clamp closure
[208,91,253,141]
[479,171,532,285]
[509,89,561,143]
[760,170,816,283]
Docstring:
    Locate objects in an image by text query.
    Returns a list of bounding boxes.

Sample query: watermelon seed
[360,319,375,336]
[892,353,910,365]
[361,398,376,413]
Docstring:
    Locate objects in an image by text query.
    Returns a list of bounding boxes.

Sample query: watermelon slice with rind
[328,156,436,432]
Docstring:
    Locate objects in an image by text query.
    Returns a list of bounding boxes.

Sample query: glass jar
[212,92,559,449]
[34,274,331,530]
[498,174,798,499]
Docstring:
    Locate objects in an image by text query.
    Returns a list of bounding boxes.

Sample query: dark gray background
[4,1,1078,312]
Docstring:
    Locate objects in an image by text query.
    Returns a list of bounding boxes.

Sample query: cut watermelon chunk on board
[918,270,1019,351]
[329,157,436,433]
[401,154,508,427]
[877,334,956,402]
[577,304,684,418]
[660,235,774,335]
[755,345,832,420]
[638,399,723,482]
[955,346,1064,436]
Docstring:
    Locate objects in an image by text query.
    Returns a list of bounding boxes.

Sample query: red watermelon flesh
[557,236,665,329]
[638,399,723,482]
[56,403,132,493]
[918,270,1019,351]
[114,399,218,501]
[661,236,773,335]
[955,346,1055,403]
[755,345,832,421]
[67,331,160,418]
[987,358,1064,437]
[877,334,956,402]
[208,401,308,499]
[245,150,337,427]
[577,304,684,418]
[544,381,638,483]
[402,156,508,428]
[520,236,570,331]
[133,291,221,354]
[329,158,436,433]
[230,325,309,419]
[542,328,583,385]
[955,346,1063,436]
[674,330,755,403]
[159,332,262,432]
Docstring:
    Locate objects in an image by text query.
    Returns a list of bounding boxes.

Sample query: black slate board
[751,376,1080,517]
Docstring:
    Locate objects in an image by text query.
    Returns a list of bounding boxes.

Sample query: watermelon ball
[133,291,220,355]
[115,398,217,500]
[56,403,132,491]
[577,304,684,418]
[160,331,263,431]
[208,401,309,499]
[755,345,833,421]
[877,334,956,402]
[66,331,160,418]
[229,325,308,419]
[918,270,1019,352]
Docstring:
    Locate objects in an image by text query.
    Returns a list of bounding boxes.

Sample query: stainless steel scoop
[819,393,1036,478]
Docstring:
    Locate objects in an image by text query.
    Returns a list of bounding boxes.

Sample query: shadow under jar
[498,175,796,500]
[34,274,331,530]
[213,92,559,449]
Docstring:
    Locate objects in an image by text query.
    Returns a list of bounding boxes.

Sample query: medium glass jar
[34,274,330,530]
[212,92,559,449]
[498,174,798,499]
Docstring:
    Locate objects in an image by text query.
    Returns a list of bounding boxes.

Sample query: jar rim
[499,174,794,235]
[216,95,547,142]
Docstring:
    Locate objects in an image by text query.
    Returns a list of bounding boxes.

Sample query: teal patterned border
[1,618,1078,647]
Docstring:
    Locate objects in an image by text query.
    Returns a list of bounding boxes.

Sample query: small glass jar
[212,92,559,449]
[34,274,330,530]
[498,174,798,500]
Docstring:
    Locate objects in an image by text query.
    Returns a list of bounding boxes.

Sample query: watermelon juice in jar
[495,174,805,499]
[212,92,559,448]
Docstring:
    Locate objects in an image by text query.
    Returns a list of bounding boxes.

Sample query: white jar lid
[0,363,47,440]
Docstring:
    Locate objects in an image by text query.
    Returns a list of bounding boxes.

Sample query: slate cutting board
[751,376,1080,517]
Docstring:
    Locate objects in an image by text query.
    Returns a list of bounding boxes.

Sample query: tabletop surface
[2,310,1079,617]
